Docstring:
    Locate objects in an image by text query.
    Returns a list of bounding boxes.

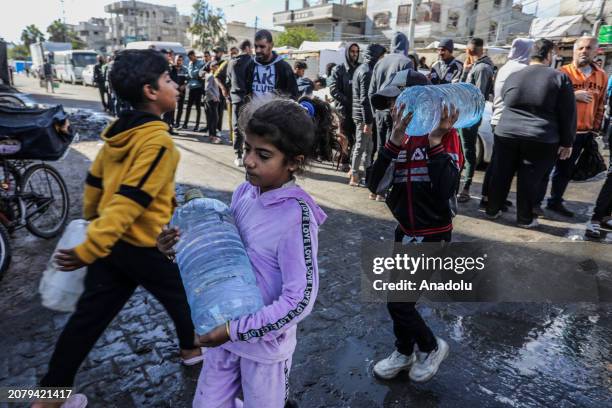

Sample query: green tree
[47,19,70,42]
[20,24,45,48]
[8,44,30,60]
[276,27,319,48]
[189,0,236,51]
[46,19,86,49]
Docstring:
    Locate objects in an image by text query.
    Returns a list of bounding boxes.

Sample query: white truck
[29,42,72,78]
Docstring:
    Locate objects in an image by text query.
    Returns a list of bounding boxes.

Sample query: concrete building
[273,0,365,42]
[559,0,611,23]
[365,0,535,47]
[104,1,191,49]
[226,21,282,49]
[74,18,110,52]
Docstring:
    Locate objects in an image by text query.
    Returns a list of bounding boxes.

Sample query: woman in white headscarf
[480,38,535,209]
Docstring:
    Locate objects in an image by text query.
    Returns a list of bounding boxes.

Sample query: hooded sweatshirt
[352,44,386,124]
[75,111,180,264]
[559,62,608,132]
[491,38,534,126]
[463,55,495,100]
[224,181,326,363]
[328,42,360,115]
[368,32,413,110]
[246,51,299,99]
[430,55,463,85]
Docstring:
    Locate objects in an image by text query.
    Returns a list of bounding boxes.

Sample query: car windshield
[72,53,97,67]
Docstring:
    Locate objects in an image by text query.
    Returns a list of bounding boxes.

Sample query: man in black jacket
[457,38,495,203]
[350,44,385,188]
[227,39,253,166]
[486,39,576,228]
[244,30,298,100]
[429,39,463,85]
[93,55,107,110]
[329,43,360,171]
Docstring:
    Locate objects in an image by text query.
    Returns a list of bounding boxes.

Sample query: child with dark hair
[33,49,203,408]
[368,71,463,383]
[157,95,334,407]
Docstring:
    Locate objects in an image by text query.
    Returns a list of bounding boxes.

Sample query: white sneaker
[409,337,449,382]
[517,219,539,229]
[373,350,416,379]
[585,222,602,239]
[234,157,244,167]
[61,394,88,408]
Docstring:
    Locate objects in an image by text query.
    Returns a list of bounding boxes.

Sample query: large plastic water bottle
[395,83,485,135]
[170,188,263,335]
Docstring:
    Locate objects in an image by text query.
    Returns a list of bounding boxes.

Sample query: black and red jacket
[368,130,464,237]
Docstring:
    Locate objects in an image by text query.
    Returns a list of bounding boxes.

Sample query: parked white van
[53,50,98,84]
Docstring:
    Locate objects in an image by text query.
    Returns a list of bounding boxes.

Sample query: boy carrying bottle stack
[368,69,463,383]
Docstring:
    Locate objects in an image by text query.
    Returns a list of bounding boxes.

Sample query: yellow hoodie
[74,114,180,264]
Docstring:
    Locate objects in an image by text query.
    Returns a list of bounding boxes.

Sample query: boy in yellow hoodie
[35,49,203,407]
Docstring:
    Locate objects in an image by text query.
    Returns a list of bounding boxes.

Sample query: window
[447,11,460,29]
[431,3,441,23]
[397,4,410,25]
[493,0,502,7]
[473,0,479,11]
[488,21,497,42]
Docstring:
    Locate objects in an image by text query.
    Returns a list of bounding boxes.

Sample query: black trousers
[217,99,224,132]
[174,91,186,126]
[232,101,245,157]
[205,100,219,137]
[487,136,558,224]
[341,112,356,165]
[40,241,196,387]
[592,164,612,222]
[387,228,450,356]
[97,83,107,109]
[375,110,393,152]
[184,87,203,128]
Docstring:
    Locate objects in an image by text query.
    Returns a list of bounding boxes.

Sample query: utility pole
[408,0,418,49]
[254,16,259,43]
[592,0,606,36]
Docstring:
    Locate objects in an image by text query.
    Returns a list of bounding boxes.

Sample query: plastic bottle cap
[184,188,204,202]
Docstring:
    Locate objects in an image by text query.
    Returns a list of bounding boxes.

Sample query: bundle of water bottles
[395,83,485,135]
[171,188,263,335]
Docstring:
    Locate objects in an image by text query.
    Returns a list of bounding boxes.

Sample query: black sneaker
[193,126,200,132]
[532,207,545,218]
[546,202,574,217]
[180,124,189,130]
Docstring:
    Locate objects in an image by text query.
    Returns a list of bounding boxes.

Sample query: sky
[1,0,561,44]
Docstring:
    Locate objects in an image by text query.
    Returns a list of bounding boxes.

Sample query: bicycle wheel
[21,164,70,239]
[0,223,11,281]
[0,161,23,231]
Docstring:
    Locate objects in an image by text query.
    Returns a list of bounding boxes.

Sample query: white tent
[298,41,344,51]
[424,41,467,50]
[529,15,591,38]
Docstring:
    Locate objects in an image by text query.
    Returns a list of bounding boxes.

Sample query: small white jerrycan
[39,219,89,312]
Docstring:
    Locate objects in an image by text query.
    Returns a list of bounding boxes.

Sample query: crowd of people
[30,28,611,408]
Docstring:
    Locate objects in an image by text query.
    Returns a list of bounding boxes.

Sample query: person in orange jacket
[538,36,608,217]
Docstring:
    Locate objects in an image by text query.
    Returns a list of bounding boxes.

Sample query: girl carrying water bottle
[158,95,335,407]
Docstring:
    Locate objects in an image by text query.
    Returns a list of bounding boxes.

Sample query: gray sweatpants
[351,122,373,178]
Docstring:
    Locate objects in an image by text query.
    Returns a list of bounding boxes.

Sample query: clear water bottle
[395,83,485,135]
[171,188,264,335]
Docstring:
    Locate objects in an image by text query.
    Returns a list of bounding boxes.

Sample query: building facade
[366,0,534,47]
[74,18,109,52]
[104,1,191,49]
[273,0,365,42]
[225,21,282,49]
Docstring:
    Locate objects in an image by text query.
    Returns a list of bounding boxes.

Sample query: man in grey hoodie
[368,32,413,151]
[245,29,298,100]
[457,37,495,202]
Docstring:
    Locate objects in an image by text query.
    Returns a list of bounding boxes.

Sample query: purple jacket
[223,181,327,363]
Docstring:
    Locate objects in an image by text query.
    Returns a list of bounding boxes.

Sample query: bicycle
[0,158,70,278]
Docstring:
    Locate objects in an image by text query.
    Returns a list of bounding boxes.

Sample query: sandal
[368,193,376,200]
[375,195,386,202]
[181,347,206,366]
[457,191,471,203]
